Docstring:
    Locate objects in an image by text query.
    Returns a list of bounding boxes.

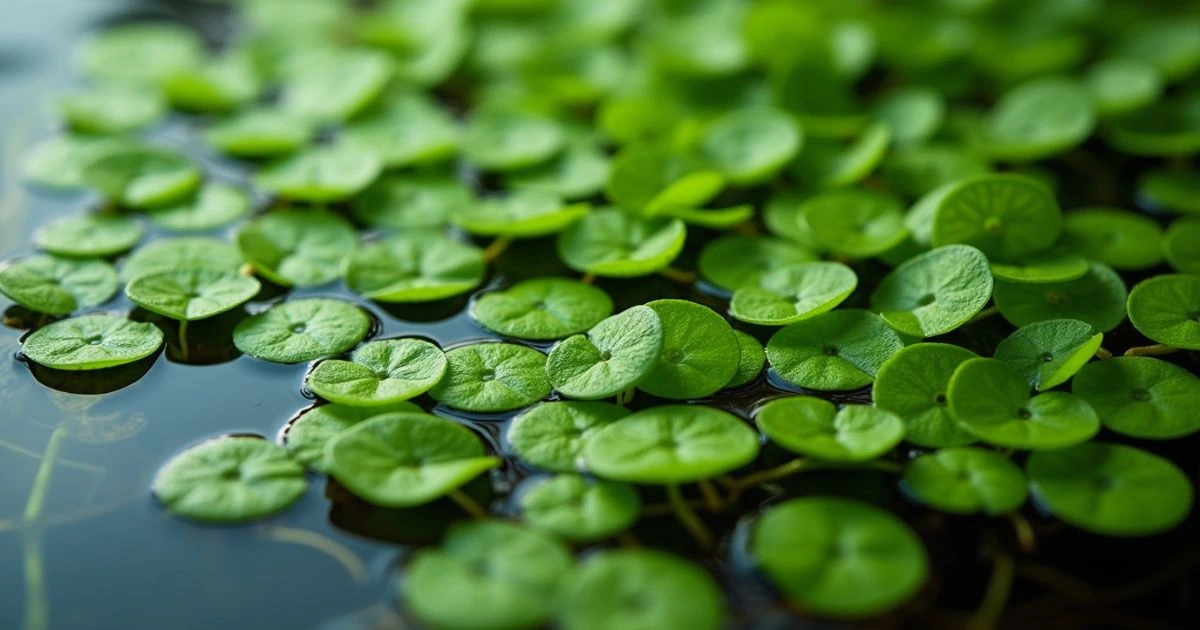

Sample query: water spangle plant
[306,338,447,407]
[120,237,243,283]
[428,342,551,413]
[637,299,740,399]
[126,270,261,322]
[350,173,472,230]
[545,305,665,400]
[873,343,978,448]
[1127,274,1200,350]
[344,230,485,303]
[730,261,857,326]
[252,143,383,203]
[802,189,908,259]
[1072,357,1200,439]
[145,183,252,233]
[869,244,993,337]
[233,298,371,364]
[931,174,1062,263]
[767,309,904,391]
[901,447,1028,516]
[80,145,202,209]
[472,278,612,341]
[33,214,144,259]
[726,330,765,389]
[21,314,164,370]
[993,319,1104,390]
[0,256,119,316]
[236,209,358,288]
[993,261,1129,332]
[756,396,905,463]
[696,235,817,294]
[282,402,421,473]
[519,473,640,543]
[507,401,629,472]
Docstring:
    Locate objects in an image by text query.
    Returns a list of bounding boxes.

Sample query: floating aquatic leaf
[161,49,262,113]
[726,330,765,389]
[1085,58,1163,117]
[947,358,1099,450]
[604,146,724,215]
[236,209,357,288]
[344,231,485,303]
[22,314,163,370]
[1105,94,1200,157]
[636,299,739,400]
[428,343,551,413]
[931,173,1061,265]
[472,278,612,341]
[463,108,565,171]
[1027,442,1193,537]
[871,245,992,337]
[1072,357,1200,439]
[342,91,459,168]
[283,401,421,472]
[81,146,202,209]
[1061,208,1163,270]
[328,412,500,507]
[403,520,572,630]
[557,209,686,277]
[873,343,977,448]
[994,319,1102,390]
[1116,17,1200,81]
[979,77,1094,161]
[1139,169,1200,215]
[752,497,928,619]
[33,214,144,259]
[281,48,393,123]
[307,338,447,406]
[454,190,588,238]
[506,134,609,200]
[791,123,892,189]
[583,405,758,484]
[1164,218,1200,275]
[507,401,629,472]
[351,173,472,230]
[545,305,665,400]
[126,269,260,321]
[993,261,1128,332]
[121,237,242,283]
[883,145,990,200]
[875,87,944,146]
[730,262,858,326]
[233,298,371,364]
[58,86,165,134]
[762,192,821,247]
[767,310,904,391]
[253,143,383,202]
[146,183,252,233]
[756,396,905,463]
[153,436,307,523]
[0,256,119,316]
[696,235,817,294]
[204,108,312,158]
[1127,274,1200,350]
[555,550,725,630]
[77,23,204,82]
[22,135,130,189]
[901,447,1027,516]
[520,474,640,543]
[702,107,801,185]
[802,189,907,258]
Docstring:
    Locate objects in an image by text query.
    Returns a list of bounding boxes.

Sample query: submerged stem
[263,526,368,584]
[22,531,46,630]
[1124,344,1180,357]
[732,458,812,490]
[24,427,67,524]
[448,490,489,520]
[1094,346,1113,360]
[968,548,1015,630]
[666,484,714,550]
[579,273,596,285]
[697,480,724,512]
[482,237,512,263]
[658,266,697,284]
[177,320,189,362]
[1008,512,1037,554]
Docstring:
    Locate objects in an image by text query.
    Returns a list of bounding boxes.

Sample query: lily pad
[582,405,759,484]
[637,299,740,400]
[402,520,572,630]
[281,48,393,123]
[994,319,1103,390]
[307,338,447,406]
[283,401,421,472]
[696,236,817,294]
[931,173,1061,263]
[22,314,164,370]
[1072,357,1200,439]
[874,343,978,448]
[153,436,307,523]
[472,278,612,341]
[463,109,566,171]
[344,231,485,303]
[979,77,1094,161]
[947,358,1099,450]
[756,396,905,462]
[1127,274,1200,350]
[507,401,629,472]
[802,190,908,258]
[730,262,858,327]
[22,135,129,189]
[328,412,499,507]
[77,23,204,83]
[236,209,358,288]
[870,244,993,337]
[993,261,1128,332]
[233,298,371,364]
[33,214,144,259]
[901,448,1027,516]
[767,310,904,391]
[253,143,383,203]
[702,107,802,185]
[351,174,472,230]
[58,86,165,134]
[1164,218,1200,275]
[121,237,242,282]
[455,191,589,238]
[520,474,640,543]
[557,209,686,277]
[0,256,119,316]
[545,305,665,400]
[605,146,725,215]
[752,497,928,619]
[204,108,312,158]
[80,146,201,209]
[1027,442,1193,537]
[555,550,725,630]
[726,331,765,389]
[146,183,252,233]
[341,91,459,168]
[1061,208,1164,270]
[428,343,551,413]
[126,269,261,321]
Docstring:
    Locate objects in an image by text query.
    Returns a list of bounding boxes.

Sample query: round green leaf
[344,231,485,303]
[307,338,447,406]
[0,256,119,316]
[81,146,201,209]
[752,497,928,619]
[874,343,978,448]
[22,314,163,370]
[1165,218,1200,274]
[281,48,393,123]
[883,145,990,200]
[1072,357,1200,440]
[204,108,312,158]
[989,253,1090,284]
[583,405,759,484]
[33,214,143,259]
[153,436,306,523]
[636,299,739,400]
[428,343,551,413]
[726,330,765,389]
[874,86,944,146]
[870,244,993,337]
[994,319,1102,391]
[507,401,629,472]
[767,310,904,391]
[1105,94,1200,157]
[351,173,472,230]
[126,269,260,321]
[283,402,421,472]
[520,474,640,543]
[1027,442,1193,537]
[791,123,892,189]
[1061,208,1164,270]
[58,86,165,134]
[994,261,1128,332]
[697,235,817,294]
[756,396,905,462]
[22,135,130,190]
[1139,169,1200,215]
[121,237,242,283]
[731,262,857,326]
[161,50,262,113]
[802,190,907,258]
[254,144,383,203]
[557,209,686,277]
[931,173,1061,263]
[236,209,358,288]
[702,107,801,185]
[329,412,500,507]
[979,77,1094,161]
[1085,58,1163,117]
[1127,274,1200,350]
[947,358,1099,450]
[463,109,566,171]
[506,135,609,200]
[556,550,725,630]
[341,91,459,168]
[901,447,1027,516]
[1116,18,1200,81]
[233,298,371,364]
[77,23,204,83]
[146,183,252,233]
[546,305,665,400]
[472,278,612,341]
[455,191,588,238]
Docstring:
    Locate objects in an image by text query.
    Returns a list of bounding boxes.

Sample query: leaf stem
[1094,346,1113,360]
[658,266,697,284]
[24,427,67,524]
[617,531,641,548]
[967,548,1015,630]
[579,273,596,285]
[1007,512,1037,554]
[448,490,489,520]
[697,480,724,512]
[177,320,189,362]
[482,237,512,263]
[732,458,813,490]
[22,532,46,630]
[262,525,368,584]
[968,306,1000,324]
[666,484,713,550]
[615,387,635,407]
[1123,344,1180,357]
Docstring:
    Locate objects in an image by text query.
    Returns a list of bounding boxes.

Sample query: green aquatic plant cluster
[5,0,1200,626]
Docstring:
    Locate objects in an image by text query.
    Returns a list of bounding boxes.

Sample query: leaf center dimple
[822,346,838,357]
[1131,388,1151,402]
[664,348,684,363]
[290,323,307,334]
[479,368,495,382]
[917,293,936,307]
[1016,408,1032,420]
[933,392,947,406]
[1038,352,1054,363]
[983,216,1004,235]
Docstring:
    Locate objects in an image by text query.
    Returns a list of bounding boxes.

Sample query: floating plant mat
[5,1,1200,629]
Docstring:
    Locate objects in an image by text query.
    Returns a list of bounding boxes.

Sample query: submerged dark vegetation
[4,0,1200,628]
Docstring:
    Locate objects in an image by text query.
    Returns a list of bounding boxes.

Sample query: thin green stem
[658,266,697,284]
[22,531,47,630]
[579,273,596,285]
[967,549,1015,630]
[666,484,713,550]
[732,458,812,490]
[614,387,635,407]
[1095,346,1113,360]
[263,526,368,584]
[1008,512,1037,554]
[448,490,489,520]
[482,237,512,263]
[1124,344,1180,357]
[697,480,724,512]
[24,427,67,524]
[178,320,189,362]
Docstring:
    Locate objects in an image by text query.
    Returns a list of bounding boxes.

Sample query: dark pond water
[3,2,1200,630]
